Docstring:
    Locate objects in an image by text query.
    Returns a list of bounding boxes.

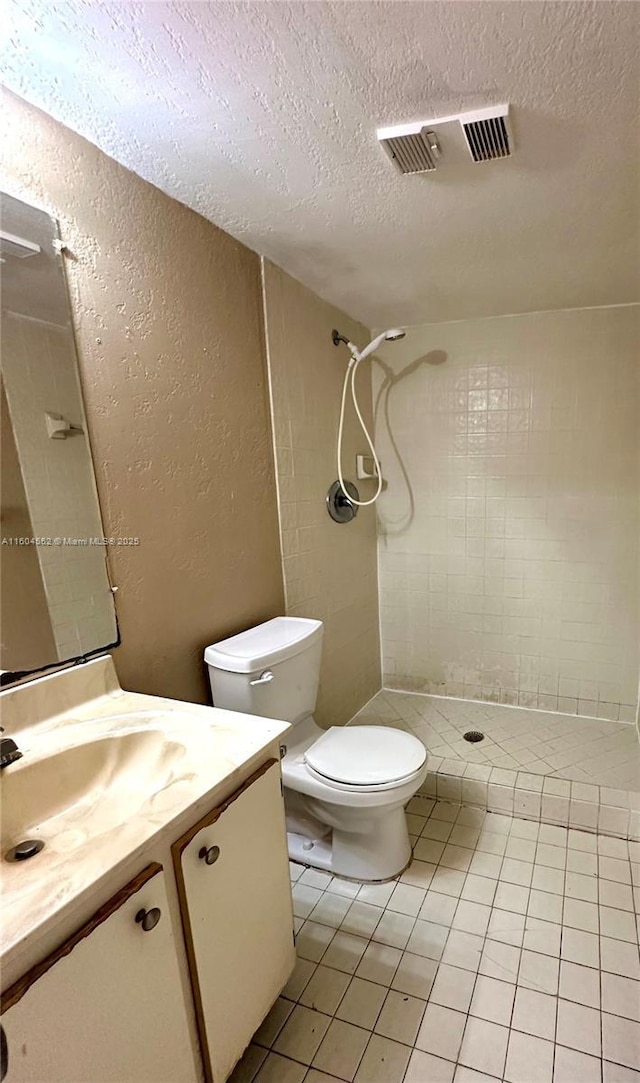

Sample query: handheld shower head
[332,327,406,363]
[357,328,406,362]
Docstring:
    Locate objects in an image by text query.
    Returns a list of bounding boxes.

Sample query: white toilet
[205,617,428,881]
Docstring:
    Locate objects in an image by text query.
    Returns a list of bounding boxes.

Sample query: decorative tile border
[416,757,640,841]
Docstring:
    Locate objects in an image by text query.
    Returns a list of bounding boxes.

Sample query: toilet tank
[204,617,323,724]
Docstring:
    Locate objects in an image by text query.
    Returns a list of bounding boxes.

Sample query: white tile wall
[263,261,381,726]
[374,306,640,721]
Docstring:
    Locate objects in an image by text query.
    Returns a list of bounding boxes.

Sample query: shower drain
[463,731,485,743]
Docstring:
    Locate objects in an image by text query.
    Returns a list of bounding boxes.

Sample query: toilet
[204,617,428,881]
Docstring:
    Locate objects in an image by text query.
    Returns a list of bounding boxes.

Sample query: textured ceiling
[2,1,639,327]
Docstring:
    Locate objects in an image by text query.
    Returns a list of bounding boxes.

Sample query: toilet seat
[303,759,426,794]
[304,726,426,788]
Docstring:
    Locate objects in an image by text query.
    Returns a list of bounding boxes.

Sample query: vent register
[379,128,441,174]
[378,105,512,175]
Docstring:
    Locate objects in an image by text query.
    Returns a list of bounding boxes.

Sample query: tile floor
[232,798,640,1083]
[351,691,640,793]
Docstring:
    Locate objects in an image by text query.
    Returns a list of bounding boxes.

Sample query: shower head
[358,328,406,362]
[332,327,406,364]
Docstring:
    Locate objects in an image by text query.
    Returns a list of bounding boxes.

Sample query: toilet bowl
[204,617,428,881]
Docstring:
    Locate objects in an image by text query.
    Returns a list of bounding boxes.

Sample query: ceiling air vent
[459,105,512,163]
[377,104,513,174]
[377,122,442,175]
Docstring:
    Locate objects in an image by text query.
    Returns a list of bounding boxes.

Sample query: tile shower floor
[352,691,640,793]
[231,800,640,1083]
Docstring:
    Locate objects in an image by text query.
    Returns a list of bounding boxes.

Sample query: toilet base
[288,831,333,873]
[287,801,413,883]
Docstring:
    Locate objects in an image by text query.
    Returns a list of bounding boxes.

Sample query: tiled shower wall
[374,306,640,721]
[262,261,381,727]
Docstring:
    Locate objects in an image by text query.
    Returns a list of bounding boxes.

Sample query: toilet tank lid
[204,617,323,673]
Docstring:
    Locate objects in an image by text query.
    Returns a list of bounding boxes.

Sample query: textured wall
[263,262,380,727]
[1,92,284,702]
[375,306,640,722]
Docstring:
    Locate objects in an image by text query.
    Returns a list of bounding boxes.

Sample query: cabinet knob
[135,907,161,931]
[1,1023,8,1082]
[199,845,220,865]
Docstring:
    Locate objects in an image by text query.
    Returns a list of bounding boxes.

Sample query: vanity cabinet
[172,758,295,1083]
[1,864,197,1083]
[1,758,294,1083]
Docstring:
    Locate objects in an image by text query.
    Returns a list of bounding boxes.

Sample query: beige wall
[375,306,640,722]
[1,92,284,703]
[262,261,381,727]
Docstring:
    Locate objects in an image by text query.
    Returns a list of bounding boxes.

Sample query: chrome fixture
[326,479,359,523]
[0,729,22,769]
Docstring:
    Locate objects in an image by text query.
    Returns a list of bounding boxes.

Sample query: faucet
[0,727,23,769]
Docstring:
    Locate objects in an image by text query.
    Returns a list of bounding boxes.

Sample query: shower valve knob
[326,480,359,523]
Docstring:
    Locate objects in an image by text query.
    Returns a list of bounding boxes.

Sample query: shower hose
[337,355,383,506]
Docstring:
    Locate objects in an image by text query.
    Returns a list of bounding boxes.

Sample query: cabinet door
[1,864,198,1083]
[173,760,295,1083]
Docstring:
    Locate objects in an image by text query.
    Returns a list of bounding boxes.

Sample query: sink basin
[1,708,264,874]
[1,728,189,855]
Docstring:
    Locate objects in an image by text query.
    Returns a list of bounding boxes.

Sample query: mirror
[1,192,118,681]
